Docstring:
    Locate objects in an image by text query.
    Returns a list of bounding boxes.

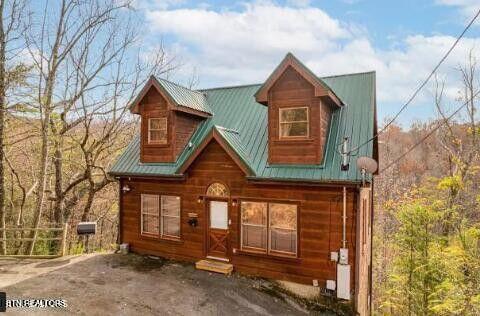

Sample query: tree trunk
[27,113,50,255]
[0,0,7,255]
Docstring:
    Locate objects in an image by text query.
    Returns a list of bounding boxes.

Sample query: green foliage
[69,242,85,255]
[437,175,463,192]
[378,176,480,315]
[431,227,480,315]
[383,198,443,315]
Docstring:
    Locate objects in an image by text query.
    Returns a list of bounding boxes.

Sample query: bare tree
[0,0,28,255]
[18,0,177,254]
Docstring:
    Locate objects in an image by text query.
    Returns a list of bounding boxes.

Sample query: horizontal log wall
[121,140,357,288]
[268,66,331,164]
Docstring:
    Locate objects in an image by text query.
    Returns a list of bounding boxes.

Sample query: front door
[207,200,229,261]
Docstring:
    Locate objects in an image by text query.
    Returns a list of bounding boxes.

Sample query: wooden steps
[195,259,233,275]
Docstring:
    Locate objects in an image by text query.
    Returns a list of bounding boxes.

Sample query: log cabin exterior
[109,53,378,315]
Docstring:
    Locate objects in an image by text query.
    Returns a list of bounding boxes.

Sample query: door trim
[205,198,230,261]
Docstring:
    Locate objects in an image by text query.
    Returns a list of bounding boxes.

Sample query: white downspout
[342,186,347,249]
[337,186,351,300]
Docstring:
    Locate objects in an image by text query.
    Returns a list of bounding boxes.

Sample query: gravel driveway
[0,253,320,315]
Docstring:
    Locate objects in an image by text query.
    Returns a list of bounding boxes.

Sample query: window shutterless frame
[140,194,160,236]
[160,195,181,239]
[239,200,298,258]
[278,106,309,139]
[239,201,268,254]
[147,117,167,144]
[140,193,181,240]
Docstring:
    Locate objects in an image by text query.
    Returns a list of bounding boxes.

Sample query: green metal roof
[110,71,376,183]
[155,77,213,115]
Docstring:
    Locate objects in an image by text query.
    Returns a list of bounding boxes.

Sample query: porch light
[231,199,238,207]
[197,196,203,203]
[121,184,131,193]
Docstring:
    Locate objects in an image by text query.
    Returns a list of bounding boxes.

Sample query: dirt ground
[0,253,337,315]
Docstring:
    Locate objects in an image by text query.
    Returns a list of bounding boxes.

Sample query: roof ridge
[199,83,262,91]
[155,76,205,96]
[215,125,240,134]
[197,71,376,92]
[321,70,376,79]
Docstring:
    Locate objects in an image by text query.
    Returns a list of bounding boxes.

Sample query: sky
[134,0,480,126]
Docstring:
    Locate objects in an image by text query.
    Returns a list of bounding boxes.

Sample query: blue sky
[137,0,480,126]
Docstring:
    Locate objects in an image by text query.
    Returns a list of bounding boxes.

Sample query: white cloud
[144,1,480,114]
[436,0,480,18]
[286,0,311,7]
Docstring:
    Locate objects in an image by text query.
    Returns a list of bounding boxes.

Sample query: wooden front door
[206,200,229,261]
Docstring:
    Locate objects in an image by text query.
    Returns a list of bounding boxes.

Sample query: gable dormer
[130,76,212,163]
[255,53,343,165]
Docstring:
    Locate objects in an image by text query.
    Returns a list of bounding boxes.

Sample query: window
[279,107,309,138]
[269,203,297,255]
[240,201,297,257]
[141,194,181,239]
[206,182,229,197]
[161,196,181,238]
[241,202,267,251]
[141,194,159,235]
[148,117,167,144]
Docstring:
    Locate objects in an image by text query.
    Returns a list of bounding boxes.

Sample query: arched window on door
[206,182,229,198]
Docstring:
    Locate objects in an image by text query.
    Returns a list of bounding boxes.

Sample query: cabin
[109,53,378,315]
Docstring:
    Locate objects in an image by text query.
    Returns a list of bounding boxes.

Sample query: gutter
[246,176,364,187]
[110,172,186,180]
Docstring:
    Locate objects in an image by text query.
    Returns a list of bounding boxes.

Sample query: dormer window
[279,107,309,139]
[148,117,167,144]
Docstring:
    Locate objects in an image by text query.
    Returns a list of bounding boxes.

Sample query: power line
[379,88,480,173]
[348,8,480,156]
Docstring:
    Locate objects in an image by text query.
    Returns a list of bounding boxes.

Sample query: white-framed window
[240,201,297,257]
[141,194,181,239]
[279,107,309,139]
[148,117,167,144]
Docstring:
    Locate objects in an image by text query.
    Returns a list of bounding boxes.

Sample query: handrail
[0,227,64,231]
[0,224,68,258]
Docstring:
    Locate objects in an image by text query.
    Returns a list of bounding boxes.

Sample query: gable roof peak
[129,75,213,117]
[255,52,343,107]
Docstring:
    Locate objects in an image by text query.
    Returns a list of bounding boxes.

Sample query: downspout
[342,186,347,248]
[337,186,351,300]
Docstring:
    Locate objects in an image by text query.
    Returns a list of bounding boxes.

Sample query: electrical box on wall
[337,264,351,300]
[326,280,336,291]
[339,248,348,265]
[330,251,338,262]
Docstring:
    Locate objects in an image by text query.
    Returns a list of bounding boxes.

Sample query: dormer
[130,76,212,163]
[255,53,343,165]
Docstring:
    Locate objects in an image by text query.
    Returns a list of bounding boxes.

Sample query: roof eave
[246,176,365,187]
[108,171,186,180]
[174,105,212,118]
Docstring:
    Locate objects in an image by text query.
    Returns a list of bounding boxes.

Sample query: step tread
[196,259,233,275]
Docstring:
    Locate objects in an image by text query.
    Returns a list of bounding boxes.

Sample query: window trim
[278,106,309,140]
[140,194,160,236]
[240,200,298,258]
[147,117,168,144]
[240,201,268,254]
[140,193,181,240]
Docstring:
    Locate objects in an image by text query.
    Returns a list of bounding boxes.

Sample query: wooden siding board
[120,140,358,287]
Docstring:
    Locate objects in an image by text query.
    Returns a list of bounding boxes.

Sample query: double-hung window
[279,107,309,139]
[141,194,180,239]
[241,201,297,257]
[148,117,167,144]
